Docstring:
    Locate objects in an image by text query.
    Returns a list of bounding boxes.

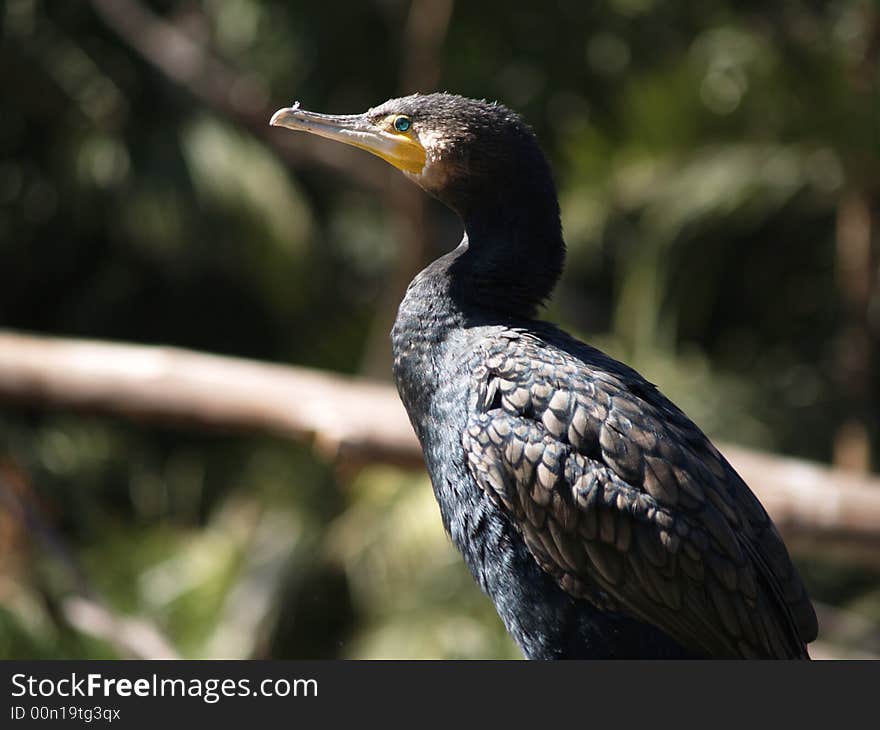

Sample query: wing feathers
[462,331,817,658]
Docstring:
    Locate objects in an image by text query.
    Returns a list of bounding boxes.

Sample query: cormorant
[270,93,818,659]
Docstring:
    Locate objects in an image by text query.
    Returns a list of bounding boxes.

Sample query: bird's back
[458,322,817,658]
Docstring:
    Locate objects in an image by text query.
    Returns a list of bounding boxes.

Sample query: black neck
[442,158,565,319]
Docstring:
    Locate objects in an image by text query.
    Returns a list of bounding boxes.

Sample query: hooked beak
[270,104,426,174]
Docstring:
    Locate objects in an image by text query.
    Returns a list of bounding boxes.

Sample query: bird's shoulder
[460,325,817,658]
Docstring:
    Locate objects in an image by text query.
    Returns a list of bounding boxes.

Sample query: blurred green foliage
[0,0,878,658]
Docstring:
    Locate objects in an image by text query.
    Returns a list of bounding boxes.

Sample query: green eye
[393,116,412,133]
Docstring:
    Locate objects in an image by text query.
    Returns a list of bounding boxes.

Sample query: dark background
[0,0,878,658]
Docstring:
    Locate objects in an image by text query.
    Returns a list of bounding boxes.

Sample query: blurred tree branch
[0,330,415,466]
[2,330,880,560]
[89,0,388,192]
[830,5,880,472]
[59,596,180,660]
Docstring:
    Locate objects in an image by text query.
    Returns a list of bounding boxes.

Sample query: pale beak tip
[270,101,302,127]
[269,108,287,127]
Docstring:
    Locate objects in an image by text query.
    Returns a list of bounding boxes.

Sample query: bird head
[270,92,550,216]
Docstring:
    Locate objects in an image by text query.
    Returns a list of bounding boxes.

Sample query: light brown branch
[60,596,180,660]
[2,331,880,556]
[723,444,880,558]
[0,331,417,467]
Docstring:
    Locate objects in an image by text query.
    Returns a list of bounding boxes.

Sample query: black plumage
[270,92,818,658]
